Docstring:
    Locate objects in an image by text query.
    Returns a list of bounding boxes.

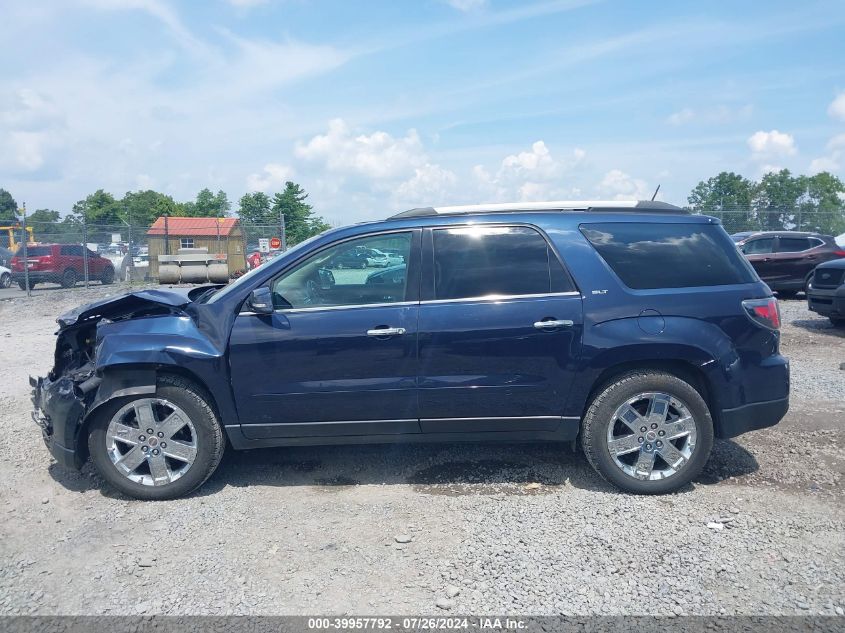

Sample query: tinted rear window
[581,222,756,289]
[21,246,52,257]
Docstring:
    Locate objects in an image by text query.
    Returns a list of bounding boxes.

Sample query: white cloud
[246,163,294,192]
[395,163,458,205]
[136,173,154,189]
[666,108,695,126]
[828,133,845,151]
[666,104,752,126]
[597,169,651,200]
[443,0,488,11]
[748,129,796,158]
[295,119,426,180]
[7,131,48,171]
[828,92,845,121]
[809,155,840,174]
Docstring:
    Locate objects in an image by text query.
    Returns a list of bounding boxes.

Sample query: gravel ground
[0,288,843,616]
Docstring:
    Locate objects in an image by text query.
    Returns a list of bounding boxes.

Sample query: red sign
[269,237,282,249]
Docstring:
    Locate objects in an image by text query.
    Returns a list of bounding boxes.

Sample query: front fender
[91,315,237,424]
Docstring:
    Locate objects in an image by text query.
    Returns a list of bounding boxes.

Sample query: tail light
[742,297,780,330]
[10,256,22,271]
[834,250,845,257]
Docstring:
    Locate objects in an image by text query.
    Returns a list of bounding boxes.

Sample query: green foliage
[0,188,18,224]
[687,172,755,233]
[689,170,845,236]
[184,188,231,217]
[121,190,183,226]
[270,181,330,246]
[237,192,273,225]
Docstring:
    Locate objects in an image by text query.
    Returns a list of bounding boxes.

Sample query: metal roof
[389,200,686,219]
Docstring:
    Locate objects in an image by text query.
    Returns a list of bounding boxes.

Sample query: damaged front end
[30,287,214,469]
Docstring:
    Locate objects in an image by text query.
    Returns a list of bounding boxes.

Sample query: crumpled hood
[56,287,205,328]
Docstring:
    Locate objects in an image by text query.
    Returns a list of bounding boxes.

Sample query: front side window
[272,232,412,309]
[741,238,774,255]
[581,222,756,289]
[60,245,83,257]
[432,226,558,300]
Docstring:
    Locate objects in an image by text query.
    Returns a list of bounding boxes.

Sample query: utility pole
[279,207,287,251]
[20,203,30,297]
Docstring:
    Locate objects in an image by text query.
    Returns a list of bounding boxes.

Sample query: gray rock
[435,598,455,610]
[394,534,413,544]
[446,585,461,598]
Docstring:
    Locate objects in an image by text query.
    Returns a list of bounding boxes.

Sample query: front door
[229,230,421,439]
[741,236,777,286]
[417,225,583,433]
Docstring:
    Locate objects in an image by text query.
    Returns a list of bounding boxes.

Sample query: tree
[270,182,330,246]
[687,172,755,233]
[71,190,121,225]
[0,189,18,224]
[800,172,845,235]
[184,188,231,217]
[753,169,806,231]
[121,190,182,227]
[237,192,273,225]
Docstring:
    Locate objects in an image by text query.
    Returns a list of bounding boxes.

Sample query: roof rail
[388,200,686,219]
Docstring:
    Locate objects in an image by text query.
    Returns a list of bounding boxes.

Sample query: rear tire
[87,375,225,500]
[777,290,797,299]
[61,268,78,288]
[100,266,114,285]
[581,370,714,494]
[830,317,845,327]
[17,280,35,290]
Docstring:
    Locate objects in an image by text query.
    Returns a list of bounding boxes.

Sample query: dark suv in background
[807,258,845,326]
[732,231,845,297]
[11,244,115,289]
[32,200,789,500]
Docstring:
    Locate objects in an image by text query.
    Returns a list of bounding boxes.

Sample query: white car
[365,249,404,267]
[0,265,11,289]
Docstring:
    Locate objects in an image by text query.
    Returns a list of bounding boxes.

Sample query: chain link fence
[2,206,844,294]
[0,218,289,295]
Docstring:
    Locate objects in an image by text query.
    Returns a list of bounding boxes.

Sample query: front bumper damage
[30,374,95,470]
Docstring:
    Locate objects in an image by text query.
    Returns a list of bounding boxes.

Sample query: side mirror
[248,287,274,314]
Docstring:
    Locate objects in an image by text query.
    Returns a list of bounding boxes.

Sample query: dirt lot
[0,286,843,616]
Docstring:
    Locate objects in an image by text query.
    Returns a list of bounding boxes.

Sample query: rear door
[770,236,821,287]
[417,225,583,433]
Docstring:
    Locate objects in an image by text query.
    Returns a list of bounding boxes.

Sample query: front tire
[0,272,10,288]
[100,266,114,285]
[581,371,714,494]
[87,375,225,500]
[60,268,78,288]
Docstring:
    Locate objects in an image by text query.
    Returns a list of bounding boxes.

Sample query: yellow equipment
[1,226,35,252]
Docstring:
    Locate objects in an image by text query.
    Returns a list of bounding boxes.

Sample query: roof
[147,216,240,237]
[732,230,829,239]
[389,200,685,219]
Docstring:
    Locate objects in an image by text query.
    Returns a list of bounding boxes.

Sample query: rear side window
[433,226,569,300]
[21,246,52,257]
[60,245,83,256]
[581,222,755,289]
[777,237,813,252]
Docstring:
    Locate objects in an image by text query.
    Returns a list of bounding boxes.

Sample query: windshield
[206,231,329,304]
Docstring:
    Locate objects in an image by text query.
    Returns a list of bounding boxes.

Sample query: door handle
[533,319,574,329]
[366,327,406,337]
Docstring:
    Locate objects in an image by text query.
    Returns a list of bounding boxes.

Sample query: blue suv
[31,200,789,499]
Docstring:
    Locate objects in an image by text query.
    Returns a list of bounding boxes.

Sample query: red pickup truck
[10,244,115,290]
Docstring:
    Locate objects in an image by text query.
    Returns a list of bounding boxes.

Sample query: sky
[2,0,845,224]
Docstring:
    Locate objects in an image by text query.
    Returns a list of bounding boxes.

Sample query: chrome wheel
[105,398,198,486]
[606,392,697,481]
